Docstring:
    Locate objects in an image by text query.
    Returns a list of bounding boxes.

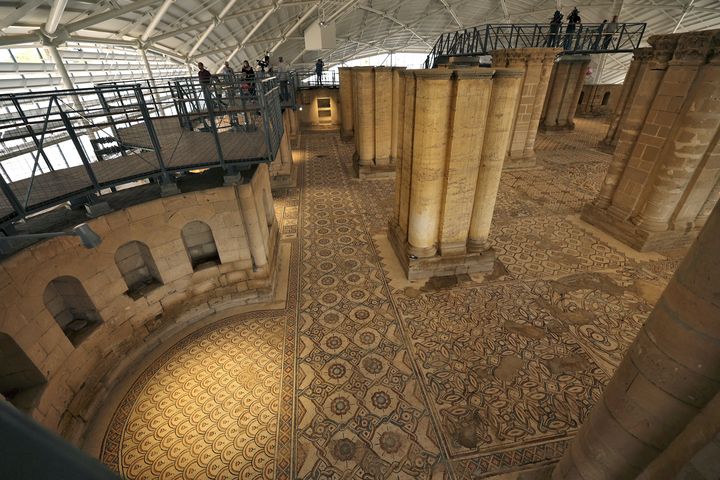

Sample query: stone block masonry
[583,29,720,252]
[0,163,280,443]
[540,54,591,132]
[388,67,523,280]
[493,48,559,169]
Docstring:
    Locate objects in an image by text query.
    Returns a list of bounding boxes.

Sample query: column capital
[414,69,454,80]
[492,68,524,79]
[454,68,495,80]
[670,30,715,65]
[632,47,653,62]
[647,34,679,69]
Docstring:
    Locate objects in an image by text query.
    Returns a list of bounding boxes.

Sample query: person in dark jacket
[564,7,581,49]
[197,62,211,84]
[315,58,324,85]
[547,10,563,47]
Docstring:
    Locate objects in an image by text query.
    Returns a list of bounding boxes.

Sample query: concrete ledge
[581,204,700,252]
[387,221,495,281]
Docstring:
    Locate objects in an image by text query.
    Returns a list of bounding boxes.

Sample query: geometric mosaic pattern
[100,118,685,479]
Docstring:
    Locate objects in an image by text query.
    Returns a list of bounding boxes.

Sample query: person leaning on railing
[603,16,618,50]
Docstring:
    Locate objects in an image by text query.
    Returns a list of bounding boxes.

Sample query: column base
[597,141,617,154]
[539,122,576,132]
[581,203,701,252]
[388,221,495,281]
[340,131,354,141]
[503,154,537,170]
[352,153,396,180]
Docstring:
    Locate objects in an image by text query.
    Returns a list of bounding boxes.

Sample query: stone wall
[576,84,623,117]
[296,88,340,128]
[0,164,279,443]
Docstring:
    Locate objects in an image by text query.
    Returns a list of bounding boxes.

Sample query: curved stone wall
[0,164,279,442]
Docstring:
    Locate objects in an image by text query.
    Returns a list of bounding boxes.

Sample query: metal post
[94,87,126,155]
[0,174,25,218]
[202,84,226,168]
[257,79,274,163]
[134,85,170,182]
[56,97,101,192]
[10,97,55,172]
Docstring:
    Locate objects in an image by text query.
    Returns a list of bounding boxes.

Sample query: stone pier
[350,66,406,179]
[582,30,720,251]
[540,55,591,131]
[388,67,523,280]
[553,195,720,480]
[338,67,354,140]
[599,48,652,153]
[493,48,558,168]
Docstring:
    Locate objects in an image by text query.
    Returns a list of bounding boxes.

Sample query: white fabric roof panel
[0,0,719,85]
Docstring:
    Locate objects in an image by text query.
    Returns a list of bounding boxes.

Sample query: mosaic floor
[99,117,684,479]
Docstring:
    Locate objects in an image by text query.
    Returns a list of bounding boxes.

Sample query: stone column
[600,48,650,153]
[581,30,720,252]
[540,55,591,131]
[237,183,268,268]
[352,67,375,173]
[395,71,416,239]
[564,58,591,128]
[594,43,673,210]
[523,50,557,160]
[468,69,524,251]
[406,69,454,258]
[552,201,720,480]
[541,60,567,130]
[632,32,720,232]
[388,68,510,280]
[493,48,559,169]
[439,69,495,255]
[338,67,354,140]
[374,67,393,166]
[390,67,406,165]
[695,177,720,228]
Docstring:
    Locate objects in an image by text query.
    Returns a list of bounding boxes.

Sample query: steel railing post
[134,85,170,182]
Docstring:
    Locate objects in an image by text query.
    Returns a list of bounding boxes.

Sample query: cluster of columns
[540,55,591,131]
[493,48,559,168]
[387,67,523,280]
[553,194,720,479]
[583,30,720,251]
[340,66,406,178]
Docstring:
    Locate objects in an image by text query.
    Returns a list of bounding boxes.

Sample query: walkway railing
[424,22,646,68]
[0,74,285,230]
[293,69,339,89]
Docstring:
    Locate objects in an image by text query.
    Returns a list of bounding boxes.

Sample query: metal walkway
[424,22,646,68]
[0,75,289,230]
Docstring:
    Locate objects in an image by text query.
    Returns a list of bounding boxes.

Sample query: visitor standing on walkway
[564,7,581,50]
[198,62,212,85]
[315,59,324,86]
[593,20,607,50]
[275,56,289,101]
[603,15,618,49]
[547,10,563,47]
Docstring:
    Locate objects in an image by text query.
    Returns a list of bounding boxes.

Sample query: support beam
[45,0,69,35]
[187,0,238,58]
[47,44,74,90]
[0,0,45,32]
[269,4,318,54]
[672,0,696,33]
[63,0,165,35]
[499,0,510,21]
[438,0,464,28]
[356,5,432,48]
[140,0,175,42]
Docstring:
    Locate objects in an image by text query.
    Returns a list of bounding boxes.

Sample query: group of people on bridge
[547,8,619,51]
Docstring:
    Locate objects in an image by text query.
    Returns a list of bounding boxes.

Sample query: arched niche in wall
[115,240,163,299]
[602,91,611,106]
[181,221,221,270]
[43,276,102,346]
[0,332,46,407]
